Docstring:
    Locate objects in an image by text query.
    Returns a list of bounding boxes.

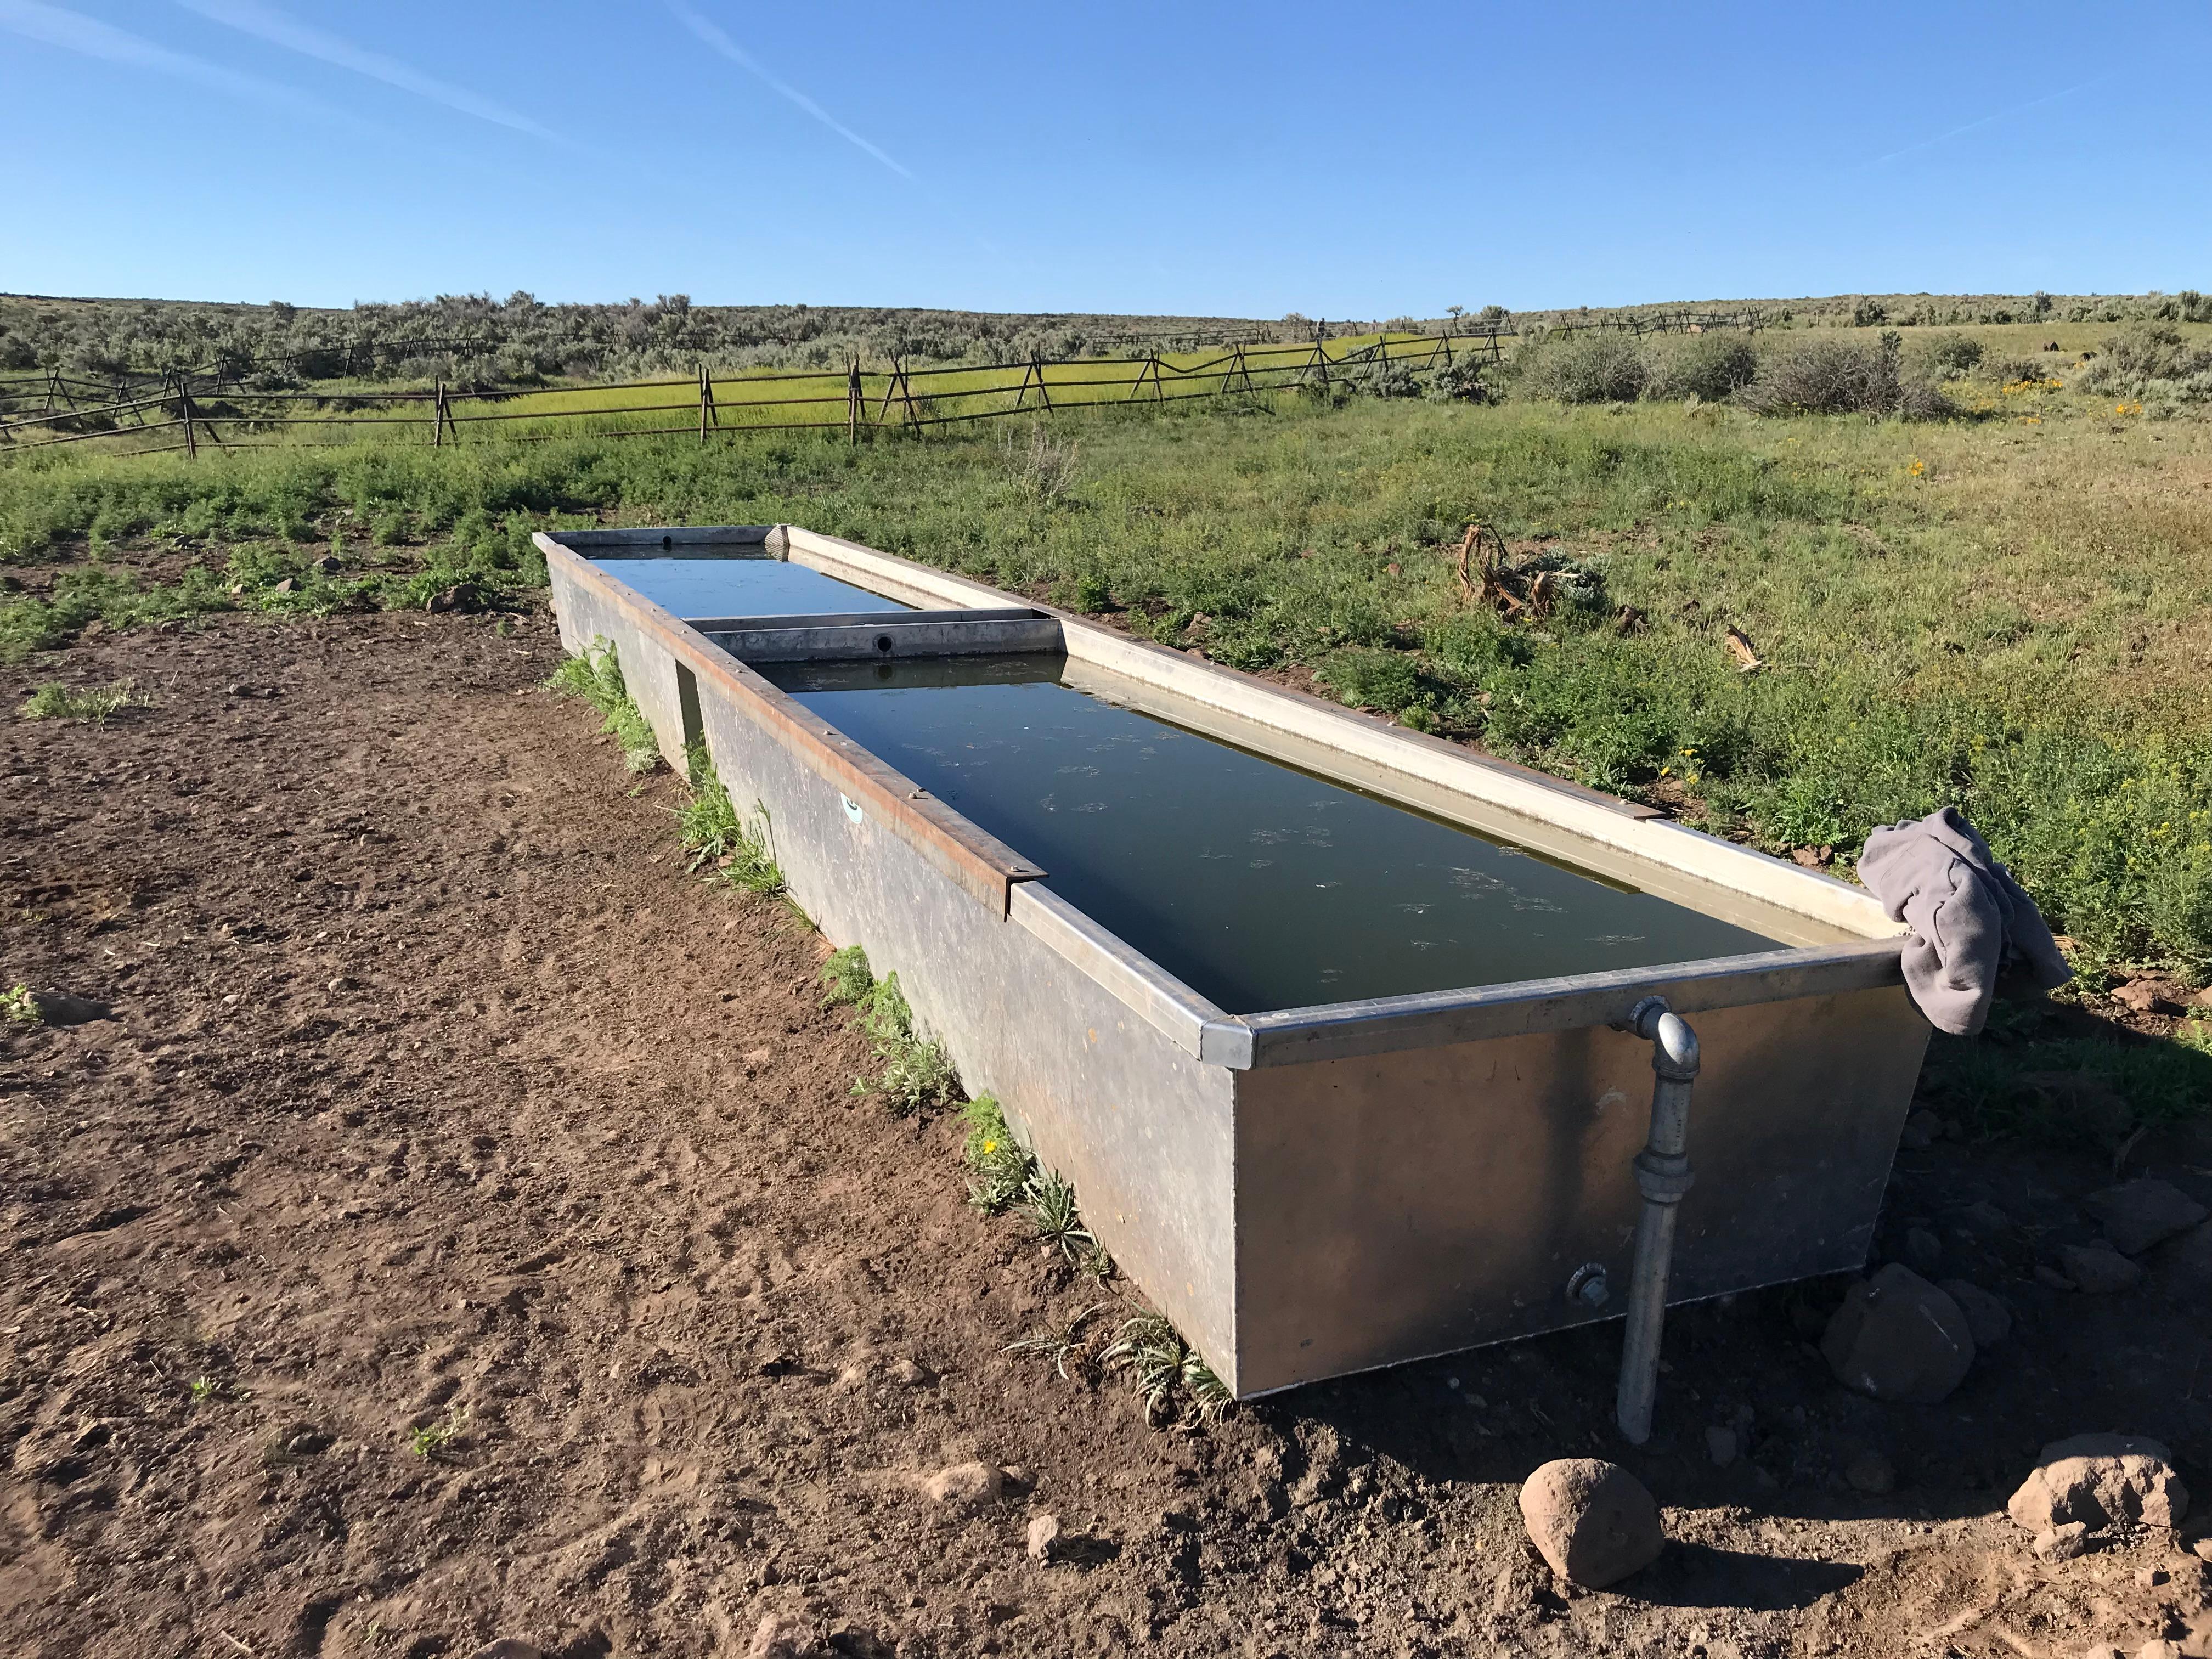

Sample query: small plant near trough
[1,985,36,1024]
[1019,1167,1096,1262]
[961,1094,1034,1213]
[185,1374,219,1403]
[18,680,151,722]
[675,746,784,895]
[819,944,874,1008]
[407,1406,467,1462]
[854,972,960,1114]
[1103,1313,1233,1426]
[819,947,960,1114]
[1005,1303,1111,1381]
[546,636,660,773]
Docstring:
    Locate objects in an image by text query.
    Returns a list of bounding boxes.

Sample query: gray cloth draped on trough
[1855,806,2072,1037]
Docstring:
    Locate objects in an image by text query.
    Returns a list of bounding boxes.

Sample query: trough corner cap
[1199,1018,1256,1070]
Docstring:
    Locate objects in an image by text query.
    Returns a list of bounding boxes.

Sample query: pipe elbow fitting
[1654,1011,1700,1080]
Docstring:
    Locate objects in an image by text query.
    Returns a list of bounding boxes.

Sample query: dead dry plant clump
[1003,421,1081,505]
[1739,332,1951,419]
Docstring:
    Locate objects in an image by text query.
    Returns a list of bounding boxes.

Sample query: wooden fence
[0,315,1753,461]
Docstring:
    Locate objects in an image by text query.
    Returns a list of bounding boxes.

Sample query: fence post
[433,380,445,447]
[900,360,921,433]
[179,376,198,460]
[698,362,712,444]
[848,357,861,445]
[1031,353,1053,411]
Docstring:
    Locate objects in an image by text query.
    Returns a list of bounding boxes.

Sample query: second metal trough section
[538,523,1930,1400]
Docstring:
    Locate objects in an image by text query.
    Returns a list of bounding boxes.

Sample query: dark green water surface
[761,654,1780,1015]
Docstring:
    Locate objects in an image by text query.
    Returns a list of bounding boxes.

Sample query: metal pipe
[1612,994,1701,1445]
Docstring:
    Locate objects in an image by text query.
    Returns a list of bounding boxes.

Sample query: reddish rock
[1517,1459,1664,1588]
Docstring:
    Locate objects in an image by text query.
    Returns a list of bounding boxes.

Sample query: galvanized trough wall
[538,524,1929,1397]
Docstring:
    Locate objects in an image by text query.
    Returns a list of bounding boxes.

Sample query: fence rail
[0,316,1757,461]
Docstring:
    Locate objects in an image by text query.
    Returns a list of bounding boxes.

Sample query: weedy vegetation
[1018,1166,1096,1263]
[961,1094,1034,1214]
[2,984,38,1024]
[1005,1303,1111,1381]
[407,1406,467,1461]
[18,679,151,721]
[816,947,959,1114]
[675,746,785,895]
[819,944,875,1008]
[546,637,661,773]
[1102,1313,1234,1426]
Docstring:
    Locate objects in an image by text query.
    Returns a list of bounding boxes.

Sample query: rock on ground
[1821,1264,1976,1403]
[2008,1434,2190,1534]
[1939,1279,2013,1347]
[1517,1459,1664,1588]
[2085,1178,2210,1256]
[1025,1513,1062,1561]
[746,1613,811,1659]
[2034,1520,2095,1560]
[1845,1451,1897,1495]
[2062,1242,2146,1295]
[921,1461,1007,1509]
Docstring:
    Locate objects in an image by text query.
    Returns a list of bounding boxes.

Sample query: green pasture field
[4,340,2209,1063]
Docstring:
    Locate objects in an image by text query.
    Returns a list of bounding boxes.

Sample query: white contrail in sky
[668,1,913,180]
[176,0,556,140]
[0,0,345,121]
[1863,74,2113,168]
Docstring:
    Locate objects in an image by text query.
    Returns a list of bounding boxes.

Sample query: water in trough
[761,654,1780,1014]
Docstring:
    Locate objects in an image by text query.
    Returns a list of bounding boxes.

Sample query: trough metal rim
[541,527,1916,1069]
[1212,938,1907,1068]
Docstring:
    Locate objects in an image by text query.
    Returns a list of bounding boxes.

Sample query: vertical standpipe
[1612,995,1701,1446]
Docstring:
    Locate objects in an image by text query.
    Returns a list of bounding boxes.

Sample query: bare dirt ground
[5,601,2212,1659]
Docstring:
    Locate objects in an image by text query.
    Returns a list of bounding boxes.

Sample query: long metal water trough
[537,523,1930,1402]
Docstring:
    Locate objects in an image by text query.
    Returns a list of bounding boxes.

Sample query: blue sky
[4,1,2206,316]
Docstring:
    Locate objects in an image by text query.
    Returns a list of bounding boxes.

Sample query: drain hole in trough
[661,534,674,549]
[874,635,894,654]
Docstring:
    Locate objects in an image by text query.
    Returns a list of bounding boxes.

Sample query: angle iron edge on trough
[536,526,1929,1398]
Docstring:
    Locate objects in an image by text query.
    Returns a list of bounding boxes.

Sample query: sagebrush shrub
[1741,334,1949,419]
[1516,333,1647,404]
[1645,333,1759,402]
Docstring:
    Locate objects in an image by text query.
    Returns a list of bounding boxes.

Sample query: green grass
[814,946,961,1114]
[2,985,36,1024]
[675,746,785,895]
[1102,1312,1233,1425]
[6,370,2208,986]
[18,679,150,720]
[961,1094,1034,1214]
[545,637,661,774]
